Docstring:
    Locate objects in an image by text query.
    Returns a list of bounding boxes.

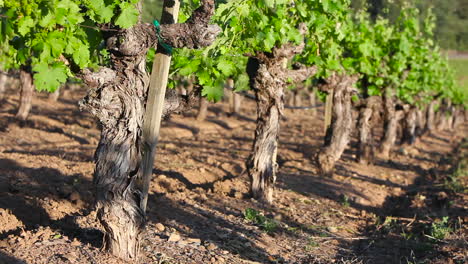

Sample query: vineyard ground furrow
[0,86,466,264]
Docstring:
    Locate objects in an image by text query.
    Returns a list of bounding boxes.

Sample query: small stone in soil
[273,214,282,221]
[234,191,243,199]
[177,240,188,247]
[155,223,165,232]
[206,243,218,251]
[71,239,80,246]
[187,238,201,244]
[168,233,181,242]
[165,143,177,150]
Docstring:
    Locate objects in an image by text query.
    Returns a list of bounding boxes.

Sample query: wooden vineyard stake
[139,0,181,212]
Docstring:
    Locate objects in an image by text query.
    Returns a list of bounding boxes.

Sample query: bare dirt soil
[0,84,467,264]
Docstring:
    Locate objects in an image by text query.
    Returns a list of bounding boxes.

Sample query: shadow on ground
[0,158,101,247]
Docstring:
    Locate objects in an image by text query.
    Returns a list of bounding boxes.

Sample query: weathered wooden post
[139,0,181,212]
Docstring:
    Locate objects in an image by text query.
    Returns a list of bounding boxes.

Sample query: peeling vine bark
[78,0,219,260]
[309,88,317,116]
[287,90,295,106]
[452,106,465,129]
[226,78,242,115]
[436,99,450,131]
[379,88,404,159]
[316,73,358,175]
[196,97,208,121]
[231,92,242,115]
[447,105,455,130]
[246,33,317,203]
[0,71,7,100]
[16,69,34,121]
[356,96,381,165]
[402,105,417,145]
[294,90,303,108]
[425,100,437,134]
[48,87,60,102]
[415,107,426,137]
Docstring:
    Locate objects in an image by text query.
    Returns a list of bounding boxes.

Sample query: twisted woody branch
[246,25,317,203]
[316,73,359,175]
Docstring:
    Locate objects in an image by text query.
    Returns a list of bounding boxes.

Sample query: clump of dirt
[1,226,126,264]
[0,209,24,234]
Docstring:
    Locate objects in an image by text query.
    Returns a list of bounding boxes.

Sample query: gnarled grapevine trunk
[447,105,455,131]
[453,106,465,129]
[436,99,450,131]
[79,1,219,260]
[309,88,317,116]
[294,88,303,109]
[247,58,282,203]
[0,71,7,100]
[425,100,437,134]
[402,105,417,145]
[317,73,358,175]
[79,34,151,260]
[16,69,34,121]
[231,92,242,115]
[415,107,426,137]
[246,36,317,203]
[196,97,208,121]
[379,88,404,159]
[287,90,295,107]
[357,96,381,165]
[48,87,60,102]
[227,78,242,115]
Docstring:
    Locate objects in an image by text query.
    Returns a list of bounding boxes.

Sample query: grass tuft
[244,208,278,233]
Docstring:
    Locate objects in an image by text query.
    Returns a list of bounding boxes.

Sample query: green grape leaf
[234,74,249,91]
[56,0,84,25]
[47,32,67,57]
[64,36,90,68]
[179,59,201,76]
[88,0,114,23]
[322,0,330,11]
[399,35,410,54]
[358,42,372,57]
[39,13,56,29]
[217,60,236,76]
[368,85,380,96]
[73,43,90,68]
[99,6,114,23]
[18,17,34,36]
[115,2,139,29]
[38,43,52,62]
[327,59,341,70]
[32,62,68,92]
[264,0,275,8]
[264,30,276,51]
[202,84,224,102]
[197,70,211,86]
